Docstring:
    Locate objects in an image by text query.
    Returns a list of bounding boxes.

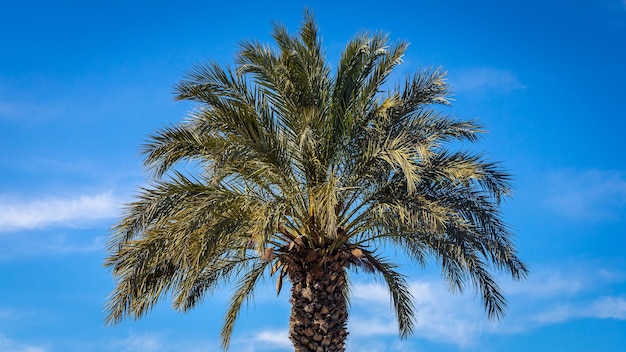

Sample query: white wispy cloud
[534,296,626,324]
[255,329,291,349]
[0,99,66,122]
[111,334,160,352]
[226,328,291,352]
[108,333,213,352]
[350,317,398,337]
[503,267,586,298]
[347,339,393,352]
[39,234,105,254]
[0,334,45,352]
[350,280,491,347]
[504,263,626,328]
[0,102,16,117]
[543,169,626,221]
[589,296,626,319]
[87,262,624,352]
[450,67,525,94]
[0,232,105,261]
[351,282,391,304]
[347,261,626,348]
[0,192,120,232]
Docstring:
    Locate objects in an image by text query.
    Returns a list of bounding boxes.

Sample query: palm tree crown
[105,11,527,351]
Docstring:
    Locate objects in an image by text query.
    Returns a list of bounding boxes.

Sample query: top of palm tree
[105,10,527,350]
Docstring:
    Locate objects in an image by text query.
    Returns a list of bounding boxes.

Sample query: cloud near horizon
[534,296,626,324]
[347,280,493,347]
[450,67,525,94]
[0,192,120,232]
[344,262,626,348]
[254,329,292,350]
[543,168,626,221]
[54,261,621,352]
[0,334,45,352]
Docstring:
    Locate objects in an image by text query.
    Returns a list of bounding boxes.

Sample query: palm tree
[105,11,527,352]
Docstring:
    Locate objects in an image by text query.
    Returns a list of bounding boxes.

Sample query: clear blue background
[1,0,625,351]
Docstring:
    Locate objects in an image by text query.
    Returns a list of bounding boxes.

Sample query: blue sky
[1,0,625,351]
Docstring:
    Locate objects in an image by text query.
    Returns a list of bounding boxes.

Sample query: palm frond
[358,251,416,338]
[220,260,269,350]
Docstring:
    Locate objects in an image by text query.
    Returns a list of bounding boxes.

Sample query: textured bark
[288,248,348,352]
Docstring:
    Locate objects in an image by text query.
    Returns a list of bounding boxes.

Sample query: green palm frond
[357,251,416,338]
[221,260,269,350]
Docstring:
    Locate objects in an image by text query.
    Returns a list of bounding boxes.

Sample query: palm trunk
[288,249,348,352]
